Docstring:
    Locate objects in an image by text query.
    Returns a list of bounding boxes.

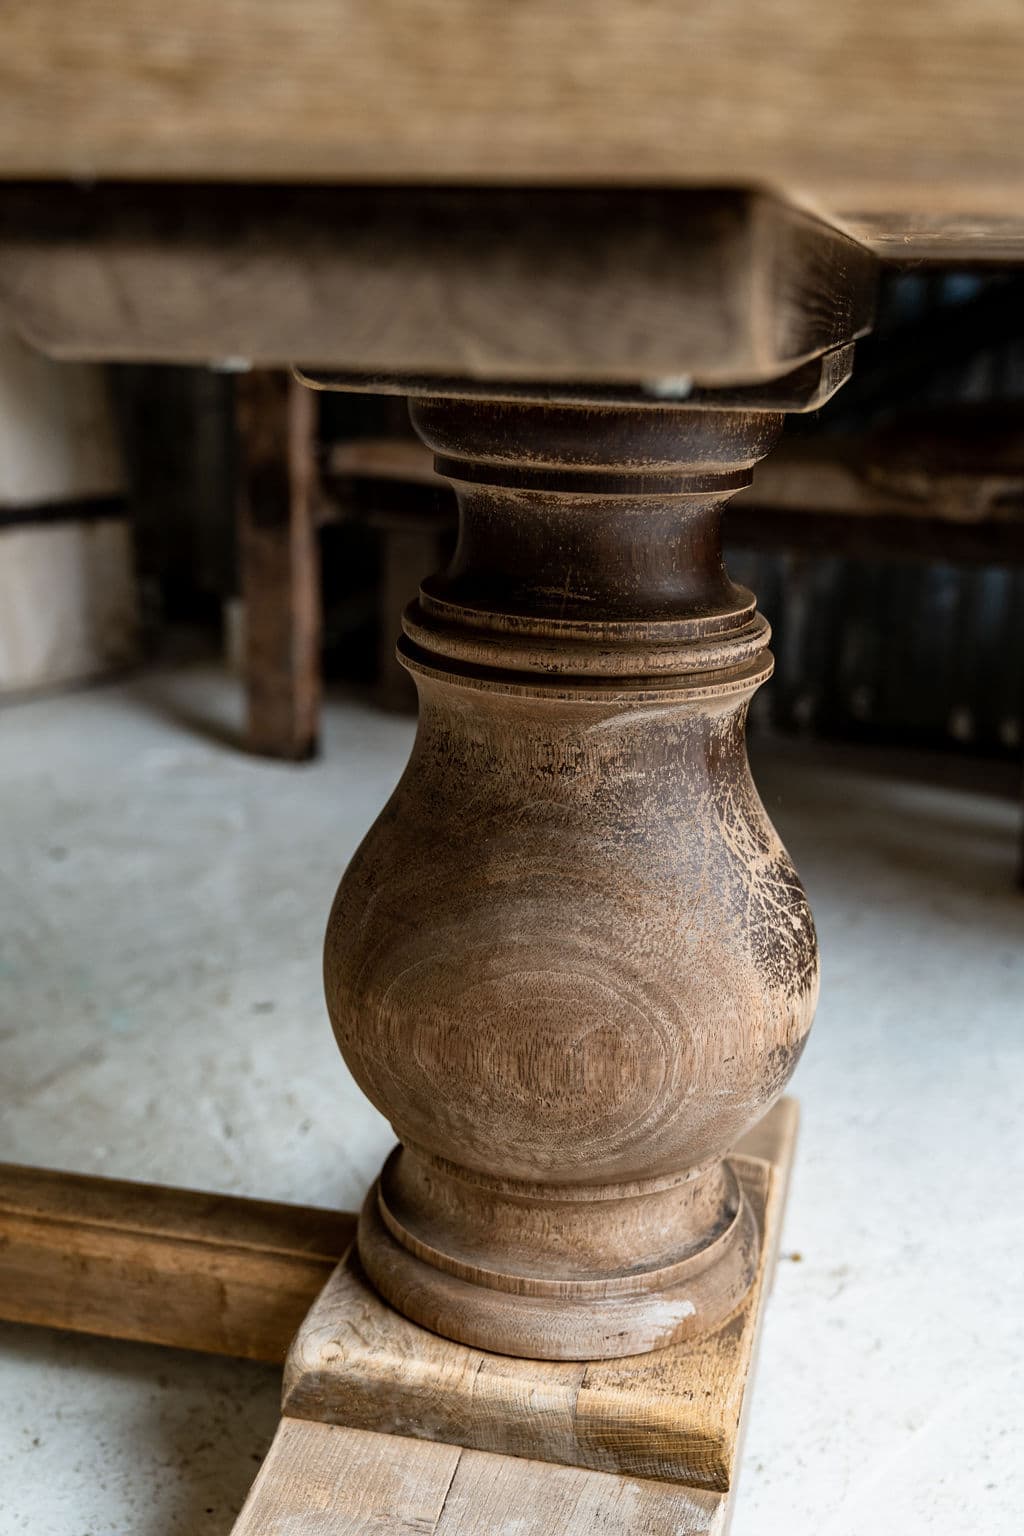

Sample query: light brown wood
[232,1419,727,1535]
[322,392,821,1360]
[284,1101,796,1494]
[0,1162,354,1361]
[1,4,1023,257]
[0,186,875,386]
[236,369,322,760]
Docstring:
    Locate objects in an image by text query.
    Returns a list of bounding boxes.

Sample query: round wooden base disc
[356,1178,759,1361]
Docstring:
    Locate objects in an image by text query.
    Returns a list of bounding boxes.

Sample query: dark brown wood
[734,408,1024,561]
[0,186,874,387]
[325,426,1024,566]
[0,1163,354,1361]
[729,505,1024,566]
[236,370,321,760]
[323,395,819,1360]
[864,407,1024,513]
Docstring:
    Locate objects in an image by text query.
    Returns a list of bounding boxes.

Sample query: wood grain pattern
[231,1419,727,1535]
[0,186,875,386]
[282,1102,796,1495]
[236,370,322,760]
[325,425,1024,566]
[331,420,1024,527]
[0,3,1023,256]
[232,1421,464,1536]
[0,1163,353,1361]
[321,391,819,1360]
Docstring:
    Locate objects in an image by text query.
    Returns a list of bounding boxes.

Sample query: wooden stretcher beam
[0,1163,354,1361]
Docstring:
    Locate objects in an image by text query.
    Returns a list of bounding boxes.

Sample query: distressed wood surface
[1,4,1023,257]
[231,1419,727,1535]
[327,424,1024,567]
[236,370,322,760]
[331,409,1024,524]
[322,392,821,1361]
[284,1101,796,1493]
[0,186,875,385]
[0,1163,354,1361]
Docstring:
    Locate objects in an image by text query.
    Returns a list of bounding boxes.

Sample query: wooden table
[1,6,1022,1532]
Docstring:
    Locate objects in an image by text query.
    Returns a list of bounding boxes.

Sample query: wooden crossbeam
[0,1163,354,1361]
[327,425,1024,565]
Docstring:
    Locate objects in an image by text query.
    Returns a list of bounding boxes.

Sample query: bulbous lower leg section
[324,398,819,1359]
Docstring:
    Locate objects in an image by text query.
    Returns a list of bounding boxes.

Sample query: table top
[1,1,1023,260]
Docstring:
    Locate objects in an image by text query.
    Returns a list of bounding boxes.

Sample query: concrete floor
[1,665,1021,1535]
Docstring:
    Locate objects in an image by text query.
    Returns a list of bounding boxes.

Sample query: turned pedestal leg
[323,396,819,1361]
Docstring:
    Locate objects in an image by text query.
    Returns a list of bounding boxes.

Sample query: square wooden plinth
[235,1098,798,1536]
